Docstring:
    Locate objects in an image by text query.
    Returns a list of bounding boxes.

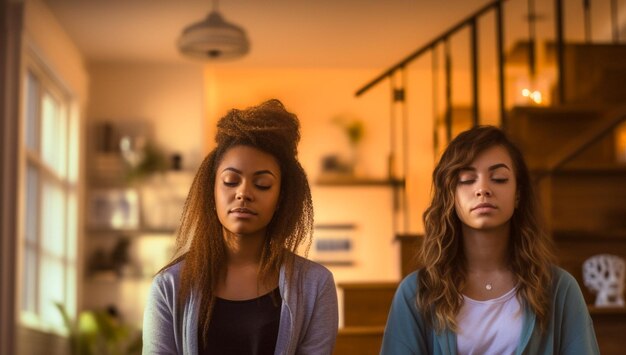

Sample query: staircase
[506,100,626,355]
[334,237,422,354]
[333,282,395,355]
[338,0,626,354]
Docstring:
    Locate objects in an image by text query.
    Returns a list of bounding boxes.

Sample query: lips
[471,202,496,212]
[229,207,258,215]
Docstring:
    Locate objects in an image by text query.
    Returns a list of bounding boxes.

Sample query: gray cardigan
[142,254,338,355]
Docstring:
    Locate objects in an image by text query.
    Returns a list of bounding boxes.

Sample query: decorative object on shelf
[583,254,625,307]
[87,248,115,279]
[111,237,139,277]
[177,0,250,61]
[140,170,194,231]
[120,137,168,183]
[311,224,356,266]
[87,189,140,231]
[332,115,364,148]
[321,115,365,178]
[320,155,353,176]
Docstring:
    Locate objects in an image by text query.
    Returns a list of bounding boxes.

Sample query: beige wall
[21,2,477,324]
[87,61,205,169]
[83,61,204,326]
[22,0,476,330]
[23,0,88,103]
[205,68,396,283]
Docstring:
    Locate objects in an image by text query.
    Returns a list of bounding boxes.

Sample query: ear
[515,192,520,208]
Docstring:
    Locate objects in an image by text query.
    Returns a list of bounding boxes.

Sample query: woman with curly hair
[143,99,338,354]
[381,125,598,354]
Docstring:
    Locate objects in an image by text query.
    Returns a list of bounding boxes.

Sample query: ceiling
[44,0,493,68]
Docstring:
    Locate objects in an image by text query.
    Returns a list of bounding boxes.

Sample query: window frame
[18,50,79,334]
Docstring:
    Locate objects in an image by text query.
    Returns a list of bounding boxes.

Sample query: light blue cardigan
[380,267,600,355]
[142,254,338,355]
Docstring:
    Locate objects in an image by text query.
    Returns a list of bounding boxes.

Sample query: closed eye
[256,185,271,191]
[458,180,475,185]
[223,181,238,187]
[492,178,509,183]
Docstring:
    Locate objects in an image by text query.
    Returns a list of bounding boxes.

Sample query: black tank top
[199,287,282,355]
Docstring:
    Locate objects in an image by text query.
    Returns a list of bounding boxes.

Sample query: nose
[475,187,492,198]
[236,184,253,202]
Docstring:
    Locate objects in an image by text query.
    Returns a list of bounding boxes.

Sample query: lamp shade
[177,10,250,60]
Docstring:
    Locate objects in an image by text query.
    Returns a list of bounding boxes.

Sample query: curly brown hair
[160,99,314,343]
[418,125,555,333]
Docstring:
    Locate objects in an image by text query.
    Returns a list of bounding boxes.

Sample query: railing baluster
[583,0,591,42]
[389,74,397,180]
[432,45,440,156]
[389,73,398,235]
[528,0,536,78]
[471,19,479,127]
[496,1,506,129]
[445,38,452,143]
[612,0,619,42]
[555,0,565,104]
[401,67,409,234]
[355,0,503,97]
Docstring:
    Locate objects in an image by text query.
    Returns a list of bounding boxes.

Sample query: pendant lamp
[177,0,250,61]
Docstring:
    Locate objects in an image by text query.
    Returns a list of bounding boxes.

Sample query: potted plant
[55,303,142,355]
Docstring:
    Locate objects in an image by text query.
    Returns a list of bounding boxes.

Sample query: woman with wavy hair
[381,125,598,354]
[143,99,338,354]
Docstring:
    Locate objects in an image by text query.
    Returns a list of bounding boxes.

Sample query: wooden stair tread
[338,281,397,290]
[334,326,384,355]
[531,163,626,174]
[340,281,397,327]
[544,107,626,170]
[553,229,626,241]
[509,104,603,117]
[589,306,626,316]
[338,326,385,335]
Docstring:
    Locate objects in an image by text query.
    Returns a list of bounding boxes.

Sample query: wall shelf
[315,175,404,187]
[87,228,176,236]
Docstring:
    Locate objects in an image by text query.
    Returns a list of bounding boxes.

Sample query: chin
[471,221,508,231]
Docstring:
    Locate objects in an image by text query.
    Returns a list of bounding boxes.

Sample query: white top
[457,287,522,355]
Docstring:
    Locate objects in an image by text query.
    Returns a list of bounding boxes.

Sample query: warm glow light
[521,88,543,104]
[531,91,542,104]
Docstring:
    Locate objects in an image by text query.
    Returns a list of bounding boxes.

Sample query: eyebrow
[221,167,277,177]
[459,163,511,172]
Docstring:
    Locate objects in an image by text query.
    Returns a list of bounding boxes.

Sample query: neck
[462,222,510,273]
[223,229,266,266]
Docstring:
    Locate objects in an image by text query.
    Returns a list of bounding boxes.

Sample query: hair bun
[215,99,300,157]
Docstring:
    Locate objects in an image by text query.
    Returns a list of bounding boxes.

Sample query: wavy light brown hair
[418,125,555,333]
[161,99,314,344]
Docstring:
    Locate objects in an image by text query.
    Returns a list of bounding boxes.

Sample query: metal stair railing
[353,0,624,235]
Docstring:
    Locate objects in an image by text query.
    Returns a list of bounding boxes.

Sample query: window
[20,58,79,332]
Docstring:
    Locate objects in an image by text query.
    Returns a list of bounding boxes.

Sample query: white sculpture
[582,254,625,307]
